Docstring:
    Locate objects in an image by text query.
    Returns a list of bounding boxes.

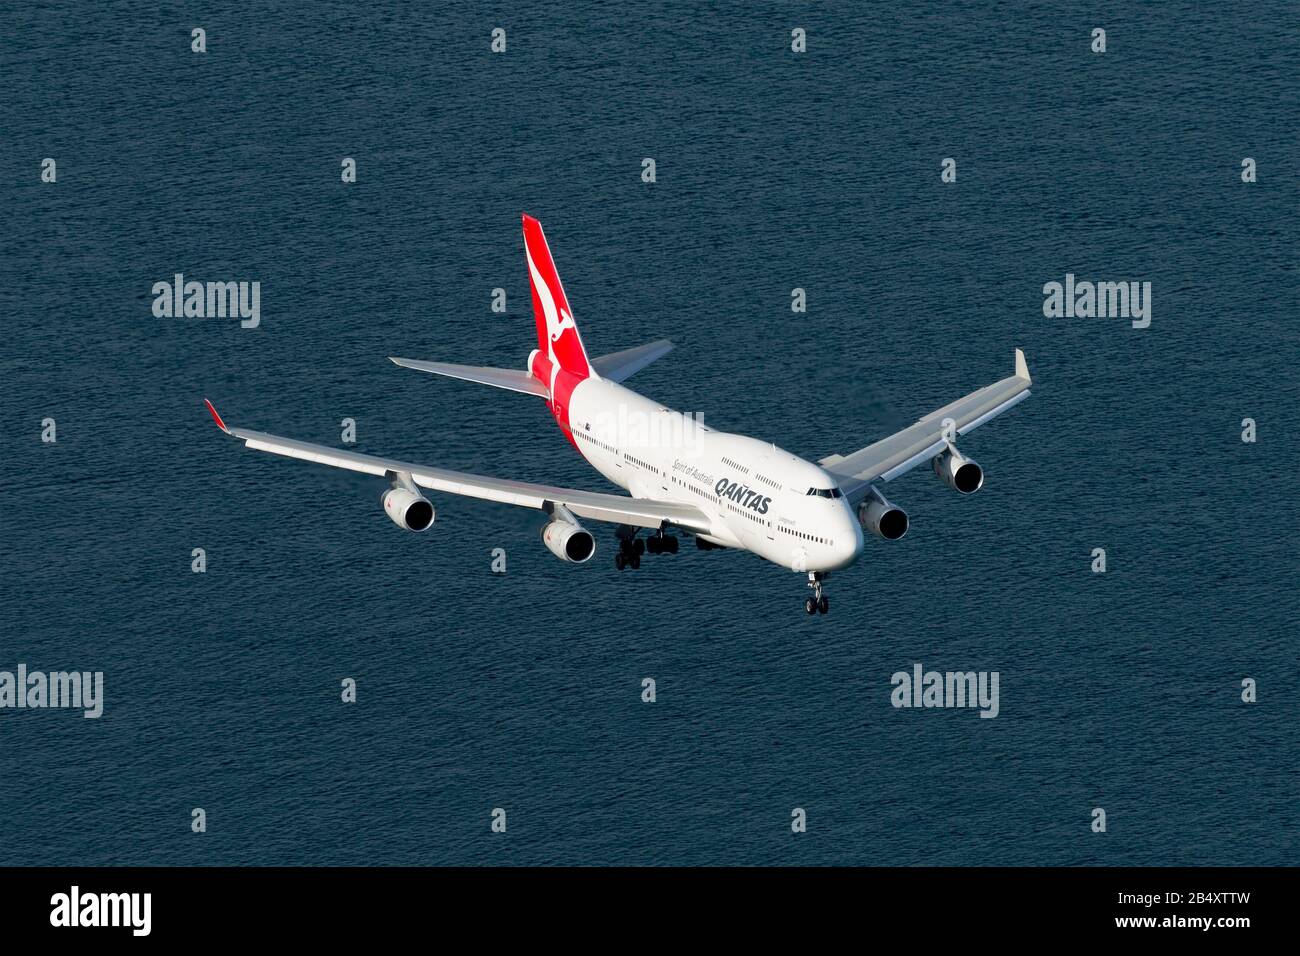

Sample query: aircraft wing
[203,401,712,533]
[819,350,1032,500]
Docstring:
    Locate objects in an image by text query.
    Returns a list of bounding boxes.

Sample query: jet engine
[858,493,909,541]
[382,486,435,531]
[541,516,596,563]
[932,447,984,494]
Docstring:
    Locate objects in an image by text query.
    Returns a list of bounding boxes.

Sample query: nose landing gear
[805,572,830,615]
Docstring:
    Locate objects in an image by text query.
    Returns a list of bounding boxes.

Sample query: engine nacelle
[858,494,909,541]
[382,486,435,531]
[541,518,596,563]
[932,447,984,494]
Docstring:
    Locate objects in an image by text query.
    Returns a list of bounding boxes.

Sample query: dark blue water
[3,3,1296,865]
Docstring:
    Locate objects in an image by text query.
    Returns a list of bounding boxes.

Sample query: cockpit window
[806,487,843,498]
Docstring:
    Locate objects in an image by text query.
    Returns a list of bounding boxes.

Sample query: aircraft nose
[834,503,864,568]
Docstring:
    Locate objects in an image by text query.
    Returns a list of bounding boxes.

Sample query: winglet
[1015,348,1030,383]
[203,398,231,434]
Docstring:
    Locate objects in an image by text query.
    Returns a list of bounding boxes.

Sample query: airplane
[204,214,1032,615]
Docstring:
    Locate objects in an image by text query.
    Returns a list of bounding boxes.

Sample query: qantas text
[715,477,772,514]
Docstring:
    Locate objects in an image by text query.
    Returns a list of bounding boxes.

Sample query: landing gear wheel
[615,552,626,571]
[633,538,645,556]
[805,571,829,616]
[630,553,640,569]
[666,536,679,554]
[647,537,661,555]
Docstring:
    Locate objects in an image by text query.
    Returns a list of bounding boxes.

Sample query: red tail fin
[523,214,592,381]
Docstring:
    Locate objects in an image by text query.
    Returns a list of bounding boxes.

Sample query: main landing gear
[646,529,679,555]
[614,536,641,571]
[614,527,679,570]
[805,572,830,615]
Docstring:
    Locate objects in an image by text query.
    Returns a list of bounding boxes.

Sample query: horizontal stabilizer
[590,339,674,382]
[388,357,549,397]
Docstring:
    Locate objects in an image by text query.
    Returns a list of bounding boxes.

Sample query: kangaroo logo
[550,307,576,346]
[524,245,576,356]
[525,243,578,393]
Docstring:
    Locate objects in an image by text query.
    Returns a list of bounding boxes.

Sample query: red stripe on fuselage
[530,347,583,450]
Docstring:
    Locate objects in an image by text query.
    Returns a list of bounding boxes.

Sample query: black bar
[0,866,1276,940]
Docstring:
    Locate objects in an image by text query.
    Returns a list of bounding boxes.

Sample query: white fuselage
[566,376,863,572]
